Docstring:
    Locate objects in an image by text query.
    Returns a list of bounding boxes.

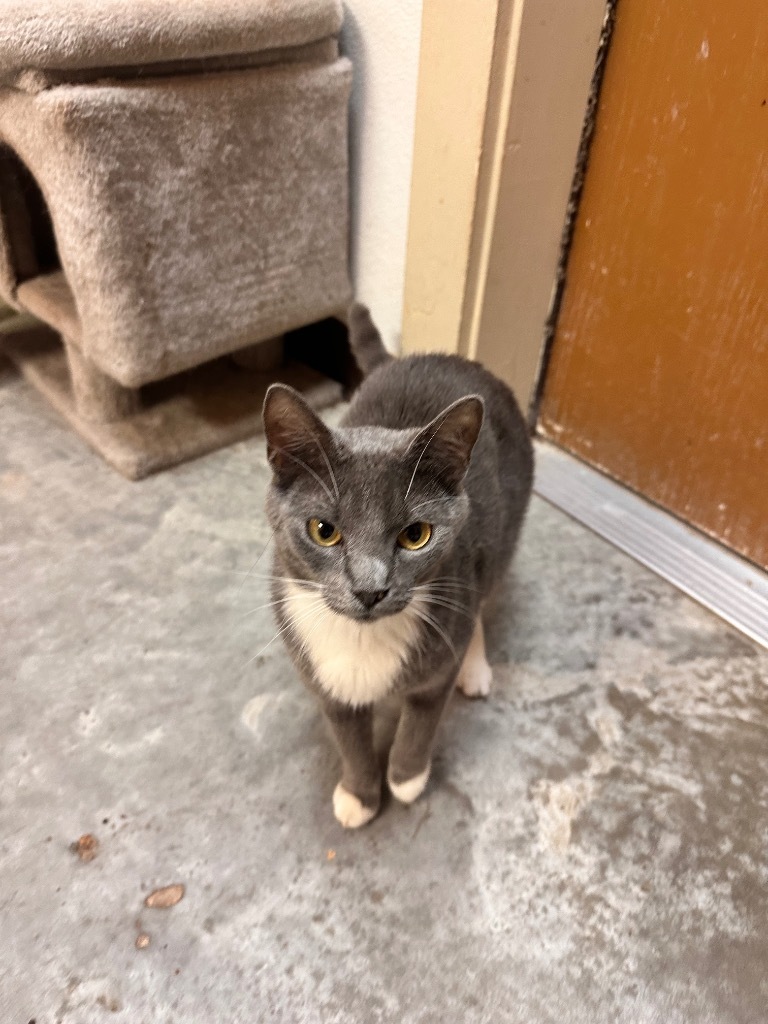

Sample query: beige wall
[402,0,607,409]
[342,0,423,354]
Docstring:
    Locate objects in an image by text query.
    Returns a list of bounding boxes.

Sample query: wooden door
[539,0,768,569]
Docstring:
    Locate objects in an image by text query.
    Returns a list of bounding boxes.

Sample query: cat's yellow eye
[397,522,433,551]
[308,518,342,547]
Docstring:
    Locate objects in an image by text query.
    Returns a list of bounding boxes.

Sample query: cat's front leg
[387,681,454,804]
[322,700,381,829]
[456,616,493,698]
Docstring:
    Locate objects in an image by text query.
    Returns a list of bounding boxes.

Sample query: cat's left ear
[262,384,337,489]
[408,395,484,490]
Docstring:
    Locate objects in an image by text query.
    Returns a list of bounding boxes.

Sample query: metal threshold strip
[533,440,768,650]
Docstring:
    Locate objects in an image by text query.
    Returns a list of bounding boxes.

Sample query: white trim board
[533,440,768,650]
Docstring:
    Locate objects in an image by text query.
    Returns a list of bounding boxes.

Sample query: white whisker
[272,444,335,505]
[404,422,444,501]
[235,572,323,589]
[421,590,478,609]
[414,576,482,595]
[408,498,452,516]
[421,596,474,620]
[312,436,340,502]
[293,602,330,660]
[236,532,275,593]
[412,601,459,662]
[241,596,327,669]
[427,574,480,587]
[240,589,322,619]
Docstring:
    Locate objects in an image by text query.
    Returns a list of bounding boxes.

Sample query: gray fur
[346,302,393,375]
[262,304,533,822]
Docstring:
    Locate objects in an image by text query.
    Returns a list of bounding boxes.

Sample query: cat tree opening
[0,141,83,346]
[0,144,60,286]
[0,141,141,422]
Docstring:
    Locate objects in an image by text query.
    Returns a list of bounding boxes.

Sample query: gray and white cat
[262,304,533,828]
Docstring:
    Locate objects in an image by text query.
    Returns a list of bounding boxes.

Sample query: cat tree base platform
[2,324,341,480]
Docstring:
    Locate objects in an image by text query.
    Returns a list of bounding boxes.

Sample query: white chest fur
[283,582,422,707]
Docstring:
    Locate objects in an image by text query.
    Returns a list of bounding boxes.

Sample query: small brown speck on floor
[326,849,336,861]
[136,934,150,950]
[70,834,99,862]
[96,995,121,1012]
[145,883,185,908]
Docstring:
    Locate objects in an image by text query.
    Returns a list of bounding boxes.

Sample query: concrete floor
[2,355,767,1024]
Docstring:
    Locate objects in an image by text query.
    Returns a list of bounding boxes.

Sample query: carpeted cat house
[0,0,351,478]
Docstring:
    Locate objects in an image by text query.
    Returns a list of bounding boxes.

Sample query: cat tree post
[0,0,350,478]
[64,342,142,424]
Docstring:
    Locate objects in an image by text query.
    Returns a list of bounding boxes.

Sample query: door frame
[400,0,768,650]
[401,0,609,414]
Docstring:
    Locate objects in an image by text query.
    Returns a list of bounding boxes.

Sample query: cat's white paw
[388,763,431,804]
[457,658,492,698]
[333,783,377,829]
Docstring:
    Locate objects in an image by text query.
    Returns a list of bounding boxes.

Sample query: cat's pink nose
[354,589,389,609]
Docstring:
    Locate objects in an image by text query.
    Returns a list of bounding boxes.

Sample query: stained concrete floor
[2,355,767,1024]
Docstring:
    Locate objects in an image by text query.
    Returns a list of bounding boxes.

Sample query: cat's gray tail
[348,302,393,376]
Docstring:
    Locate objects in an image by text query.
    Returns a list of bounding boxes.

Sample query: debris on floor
[69,834,99,862]
[144,884,185,909]
[135,934,151,950]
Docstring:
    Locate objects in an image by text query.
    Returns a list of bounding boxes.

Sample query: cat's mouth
[331,593,411,623]
[345,605,401,624]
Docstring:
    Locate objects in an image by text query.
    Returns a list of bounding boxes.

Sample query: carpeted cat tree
[0,0,351,478]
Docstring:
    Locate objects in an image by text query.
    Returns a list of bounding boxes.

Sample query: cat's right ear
[407,394,484,491]
[262,384,337,490]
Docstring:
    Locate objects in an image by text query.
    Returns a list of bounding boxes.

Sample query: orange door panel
[540,0,768,568]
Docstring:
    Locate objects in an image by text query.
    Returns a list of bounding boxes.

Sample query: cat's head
[262,385,483,622]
